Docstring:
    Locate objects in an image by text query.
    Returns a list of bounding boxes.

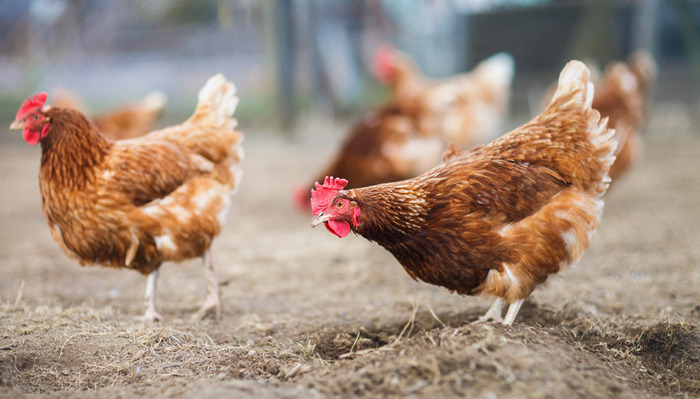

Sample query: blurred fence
[0,0,698,135]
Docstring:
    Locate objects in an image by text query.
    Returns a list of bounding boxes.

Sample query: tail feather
[554,61,617,196]
[193,74,239,131]
[138,91,168,113]
[147,74,243,165]
[494,61,616,197]
[549,61,595,112]
[475,52,515,90]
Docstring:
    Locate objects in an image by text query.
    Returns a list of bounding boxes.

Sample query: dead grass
[0,303,317,394]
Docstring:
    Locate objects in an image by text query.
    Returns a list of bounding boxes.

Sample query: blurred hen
[53,88,168,141]
[591,51,656,180]
[375,46,515,149]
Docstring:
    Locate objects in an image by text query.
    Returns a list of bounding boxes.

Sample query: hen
[591,51,655,181]
[53,88,168,141]
[375,46,515,148]
[10,74,243,322]
[310,61,615,325]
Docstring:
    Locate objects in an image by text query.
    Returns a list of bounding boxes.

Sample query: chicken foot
[477,298,524,325]
[193,250,222,322]
[137,270,163,322]
[478,298,504,323]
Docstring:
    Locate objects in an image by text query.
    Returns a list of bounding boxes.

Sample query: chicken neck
[40,108,112,189]
[348,181,429,243]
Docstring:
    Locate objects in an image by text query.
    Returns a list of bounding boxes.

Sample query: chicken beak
[9,120,24,131]
[311,213,331,228]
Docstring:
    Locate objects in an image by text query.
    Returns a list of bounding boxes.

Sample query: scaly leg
[193,250,221,322]
[137,270,163,322]
[478,298,504,323]
[502,299,525,325]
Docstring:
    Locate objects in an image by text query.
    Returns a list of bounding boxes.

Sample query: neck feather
[40,108,112,188]
[350,181,429,242]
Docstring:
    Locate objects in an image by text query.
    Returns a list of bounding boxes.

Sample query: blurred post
[632,0,660,54]
[669,0,700,86]
[273,0,296,132]
[568,0,618,65]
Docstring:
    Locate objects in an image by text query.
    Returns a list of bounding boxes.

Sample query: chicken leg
[478,298,504,323]
[502,299,524,326]
[477,298,524,325]
[193,250,221,321]
[138,270,163,322]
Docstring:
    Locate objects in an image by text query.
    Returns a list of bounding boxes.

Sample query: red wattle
[326,219,351,238]
[352,207,361,226]
[23,129,40,146]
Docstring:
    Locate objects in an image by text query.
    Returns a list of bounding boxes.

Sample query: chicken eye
[336,200,345,208]
[33,115,40,120]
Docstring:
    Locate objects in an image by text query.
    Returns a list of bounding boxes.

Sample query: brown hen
[10,74,243,322]
[310,61,615,325]
[375,47,515,148]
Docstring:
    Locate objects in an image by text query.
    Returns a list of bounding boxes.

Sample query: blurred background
[0,0,698,139]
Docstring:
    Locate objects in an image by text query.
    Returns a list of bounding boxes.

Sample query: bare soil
[1,115,699,398]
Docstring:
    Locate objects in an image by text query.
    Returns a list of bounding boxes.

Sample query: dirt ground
[1,112,699,399]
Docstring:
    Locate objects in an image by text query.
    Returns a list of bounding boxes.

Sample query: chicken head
[10,92,51,146]
[310,176,360,237]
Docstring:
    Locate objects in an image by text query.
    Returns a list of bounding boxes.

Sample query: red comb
[292,184,311,213]
[374,44,395,83]
[16,92,48,120]
[310,176,348,215]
